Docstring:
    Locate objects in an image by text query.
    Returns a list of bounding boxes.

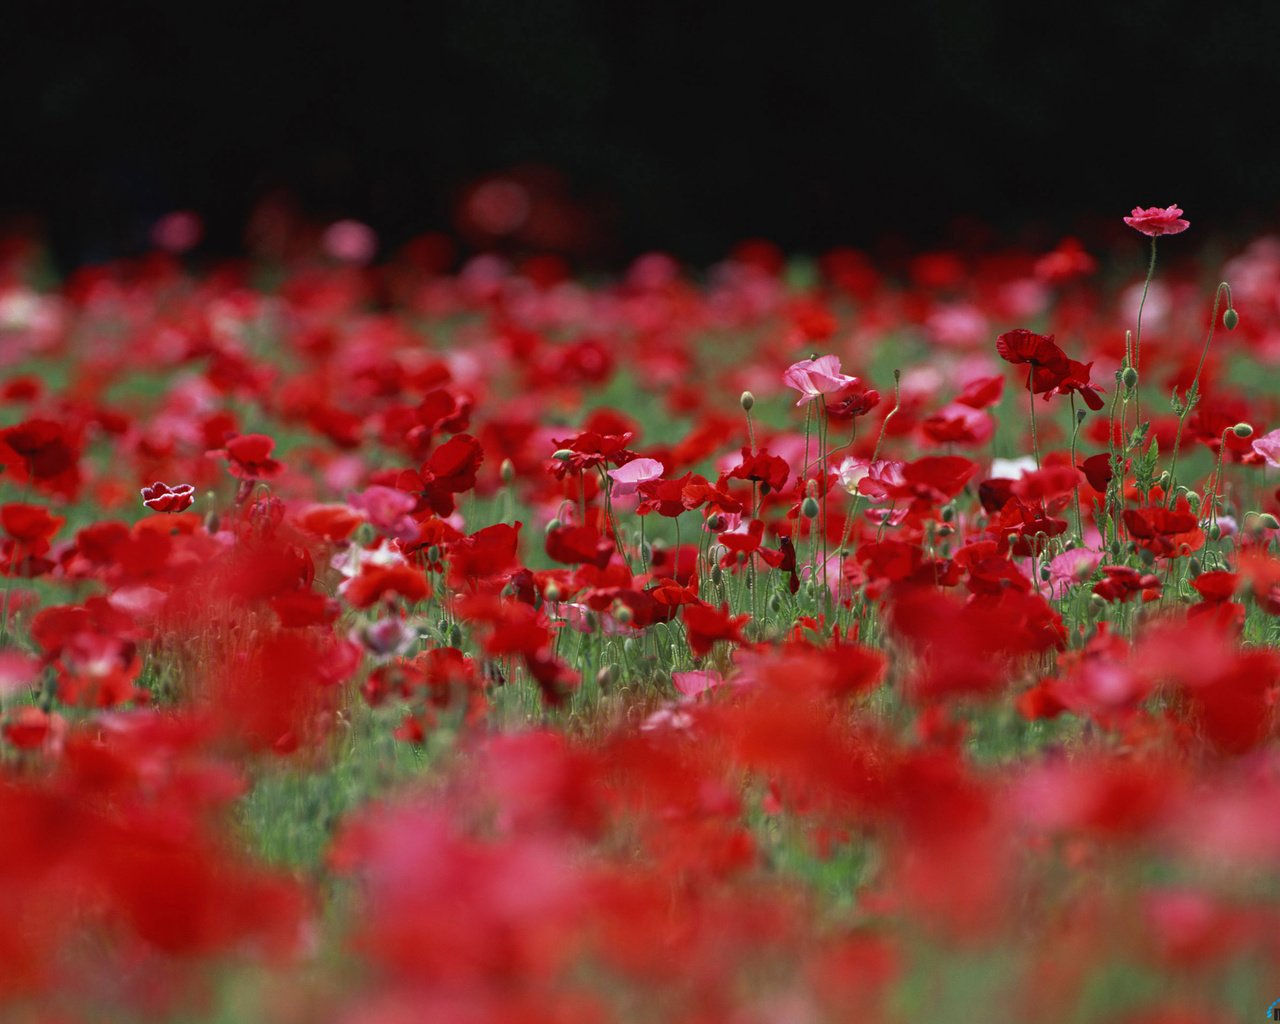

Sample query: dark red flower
[140,481,196,514]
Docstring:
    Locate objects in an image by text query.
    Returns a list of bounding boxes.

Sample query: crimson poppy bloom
[140,481,195,514]
[1124,204,1189,237]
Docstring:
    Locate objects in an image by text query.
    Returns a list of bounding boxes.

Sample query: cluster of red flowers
[0,203,1278,1021]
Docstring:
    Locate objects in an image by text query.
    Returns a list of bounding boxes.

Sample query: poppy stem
[1027,370,1042,470]
[1069,394,1084,544]
[1132,237,1158,424]
[1167,282,1234,508]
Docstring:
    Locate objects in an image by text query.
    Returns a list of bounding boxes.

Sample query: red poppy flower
[216,434,283,479]
[140,481,196,514]
[682,602,751,656]
[727,448,789,495]
[1123,204,1189,237]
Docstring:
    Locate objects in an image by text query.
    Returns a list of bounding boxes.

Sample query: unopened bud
[1232,422,1253,438]
[940,503,955,523]
[545,517,562,535]
[768,594,783,614]
[1208,522,1222,541]
[740,390,755,411]
[448,623,464,648]
[1224,307,1239,331]
[203,509,220,534]
[1076,409,1088,425]
[801,496,820,518]
[426,545,441,563]
[1189,557,1202,577]
[1039,564,1052,581]
[711,565,724,586]
[1121,366,1139,390]
[500,458,515,484]
[544,581,561,602]
[1260,513,1280,530]
[552,449,573,462]
[596,665,618,690]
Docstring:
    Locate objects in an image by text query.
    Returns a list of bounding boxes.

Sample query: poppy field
[4,205,1280,1023]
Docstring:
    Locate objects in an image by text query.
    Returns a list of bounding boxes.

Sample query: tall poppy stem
[1132,237,1158,424]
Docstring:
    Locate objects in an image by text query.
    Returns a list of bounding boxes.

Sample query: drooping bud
[1232,422,1253,438]
[1224,307,1239,331]
[1039,564,1051,582]
[740,391,755,411]
[1208,522,1222,541]
[1188,557,1202,577]
[596,665,618,690]
[801,496,820,518]
[545,517,562,535]
[1259,513,1280,530]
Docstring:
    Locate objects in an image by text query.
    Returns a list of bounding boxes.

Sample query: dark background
[2,0,1275,268]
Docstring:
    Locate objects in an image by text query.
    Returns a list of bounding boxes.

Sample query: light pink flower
[348,486,419,542]
[783,355,858,406]
[1123,205,1189,237]
[323,219,378,264]
[606,457,664,496]
[672,669,722,697]
[1252,428,1280,468]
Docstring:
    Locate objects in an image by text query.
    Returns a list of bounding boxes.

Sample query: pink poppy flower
[783,355,858,406]
[606,457,664,496]
[1252,428,1280,468]
[1123,205,1189,237]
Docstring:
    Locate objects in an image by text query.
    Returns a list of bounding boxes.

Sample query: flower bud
[1121,366,1139,390]
[740,390,755,411]
[1189,557,1202,577]
[544,581,561,602]
[612,600,634,624]
[545,517,562,535]
[940,503,955,523]
[552,449,573,462]
[801,496,820,519]
[1208,522,1222,541]
[1224,307,1239,331]
[1232,422,1253,438]
[500,458,515,484]
[1260,513,1280,530]
[596,665,618,690]
[768,594,783,614]
[1039,564,1051,581]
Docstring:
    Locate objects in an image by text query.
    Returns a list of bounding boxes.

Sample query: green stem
[1132,237,1158,424]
